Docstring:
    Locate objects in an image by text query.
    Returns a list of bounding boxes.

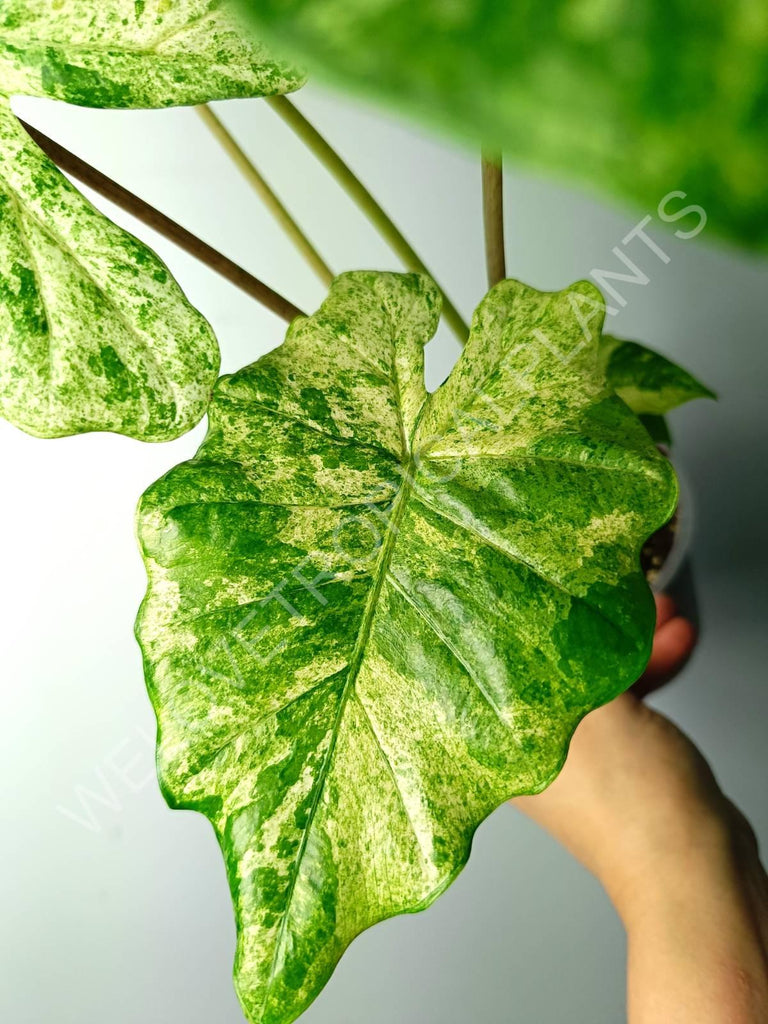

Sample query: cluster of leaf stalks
[28,96,471,338]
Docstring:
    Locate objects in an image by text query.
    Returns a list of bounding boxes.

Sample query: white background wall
[1,83,766,1023]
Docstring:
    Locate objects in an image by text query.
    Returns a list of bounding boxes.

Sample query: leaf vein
[351,690,431,862]
[385,569,512,729]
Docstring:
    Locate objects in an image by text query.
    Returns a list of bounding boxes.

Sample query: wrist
[615,816,768,1024]
[607,806,765,934]
[599,802,748,926]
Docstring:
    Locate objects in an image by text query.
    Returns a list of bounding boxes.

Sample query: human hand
[512,595,768,1023]
[513,594,703,900]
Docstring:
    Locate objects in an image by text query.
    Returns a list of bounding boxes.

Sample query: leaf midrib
[260,454,416,1011]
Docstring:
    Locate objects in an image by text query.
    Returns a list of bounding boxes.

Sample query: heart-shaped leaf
[238,0,768,250]
[0,0,304,440]
[0,0,305,107]
[136,272,676,1024]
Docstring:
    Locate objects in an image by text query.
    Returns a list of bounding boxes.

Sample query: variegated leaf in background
[600,333,715,446]
[600,335,716,417]
[0,0,304,107]
[0,0,305,440]
[237,0,768,250]
[0,101,221,439]
[136,272,677,1024]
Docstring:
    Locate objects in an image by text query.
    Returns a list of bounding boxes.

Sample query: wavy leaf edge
[136,270,678,1024]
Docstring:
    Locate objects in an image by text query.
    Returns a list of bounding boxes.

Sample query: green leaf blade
[0,104,219,440]
[600,334,716,416]
[136,272,677,1024]
[0,0,305,107]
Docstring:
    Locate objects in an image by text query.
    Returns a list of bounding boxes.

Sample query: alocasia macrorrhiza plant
[0,3,718,1023]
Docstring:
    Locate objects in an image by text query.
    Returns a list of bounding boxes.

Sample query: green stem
[197,105,334,288]
[267,95,469,345]
[481,152,506,287]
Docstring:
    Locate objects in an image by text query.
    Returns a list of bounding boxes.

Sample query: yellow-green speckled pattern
[599,334,716,417]
[0,0,304,107]
[0,0,304,441]
[0,100,220,439]
[136,272,677,1024]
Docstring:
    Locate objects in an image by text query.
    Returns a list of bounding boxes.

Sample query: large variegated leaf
[0,0,304,439]
[136,272,677,1024]
[0,0,305,107]
[600,335,715,416]
[0,101,220,439]
[238,0,768,249]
